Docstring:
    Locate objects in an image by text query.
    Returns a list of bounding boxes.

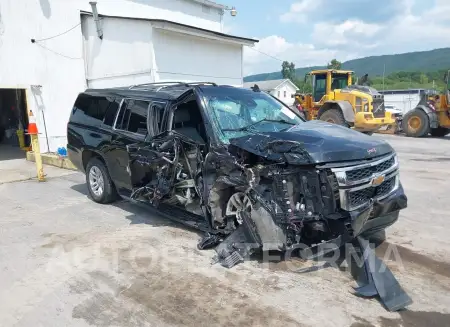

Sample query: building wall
[0,0,224,152]
[269,82,298,106]
[152,29,243,85]
[82,16,155,88]
[83,16,244,88]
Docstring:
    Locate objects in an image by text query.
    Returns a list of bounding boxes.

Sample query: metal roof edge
[190,0,226,10]
[80,11,258,44]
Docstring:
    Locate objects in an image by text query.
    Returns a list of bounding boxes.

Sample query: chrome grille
[348,175,396,208]
[346,156,395,182]
[372,96,385,118]
[331,153,399,211]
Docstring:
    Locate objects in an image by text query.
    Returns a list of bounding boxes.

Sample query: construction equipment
[401,70,450,137]
[294,69,396,133]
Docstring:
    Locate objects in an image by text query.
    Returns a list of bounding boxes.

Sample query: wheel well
[317,104,340,118]
[82,150,105,170]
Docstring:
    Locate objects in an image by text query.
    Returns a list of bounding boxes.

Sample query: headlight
[364,103,369,112]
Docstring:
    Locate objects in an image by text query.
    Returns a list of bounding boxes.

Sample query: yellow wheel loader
[294,70,396,134]
[401,70,450,137]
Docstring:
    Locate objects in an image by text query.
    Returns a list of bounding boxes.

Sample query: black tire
[85,157,118,204]
[402,108,430,137]
[318,108,348,127]
[362,131,373,136]
[430,126,450,137]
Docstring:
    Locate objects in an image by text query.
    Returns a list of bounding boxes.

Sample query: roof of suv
[84,82,240,100]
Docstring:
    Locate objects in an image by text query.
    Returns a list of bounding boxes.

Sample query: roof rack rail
[185,82,218,86]
[128,81,218,92]
[129,81,184,90]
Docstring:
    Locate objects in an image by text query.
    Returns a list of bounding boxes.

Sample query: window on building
[284,91,287,97]
[116,100,150,136]
[277,90,280,97]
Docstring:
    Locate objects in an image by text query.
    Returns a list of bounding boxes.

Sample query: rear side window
[71,93,117,126]
[116,100,150,136]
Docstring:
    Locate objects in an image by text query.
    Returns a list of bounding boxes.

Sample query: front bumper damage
[200,153,411,312]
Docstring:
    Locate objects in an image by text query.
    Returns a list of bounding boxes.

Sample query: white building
[0,0,257,155]
[243,79,299,106]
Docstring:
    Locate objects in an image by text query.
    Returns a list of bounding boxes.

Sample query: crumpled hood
[228,120,394,165]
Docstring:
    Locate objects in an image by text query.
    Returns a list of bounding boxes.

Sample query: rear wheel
[318,108,348,127]
[402,108,430,137]
[86,157,118,204]
[430,126,450,137]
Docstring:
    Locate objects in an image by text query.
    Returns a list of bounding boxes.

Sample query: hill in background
[244,48,450,82]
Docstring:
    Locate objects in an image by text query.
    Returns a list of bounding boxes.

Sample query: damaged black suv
[67,82,411,310]
[68,81,407,251]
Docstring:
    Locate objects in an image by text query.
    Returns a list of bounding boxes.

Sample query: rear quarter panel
[67,122,113,173]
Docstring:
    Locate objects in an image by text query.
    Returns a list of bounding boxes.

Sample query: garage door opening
[0,89,30,161]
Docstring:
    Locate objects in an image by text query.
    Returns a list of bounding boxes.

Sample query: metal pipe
[89,1,103,39]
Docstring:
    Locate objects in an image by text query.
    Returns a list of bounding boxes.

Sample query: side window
[148,101,167,136]
[313,75,327,102]
[116,99,150,136]
[72,94,112,125]
[103,98,120,126]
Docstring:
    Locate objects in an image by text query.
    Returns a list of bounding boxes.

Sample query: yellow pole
[31,134,45,182]
[27,110,45,182]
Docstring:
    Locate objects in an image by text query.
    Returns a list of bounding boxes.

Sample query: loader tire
[430,127,450,137]
[319,109,348,127]
[402,108,430,137]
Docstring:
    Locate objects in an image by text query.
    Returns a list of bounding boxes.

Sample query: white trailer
[378,89,438,115]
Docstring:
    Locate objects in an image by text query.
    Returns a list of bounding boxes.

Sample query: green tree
[419,73,428,84]
[327,59,342,70]
[293,77,313,94]
[281,61,296,81]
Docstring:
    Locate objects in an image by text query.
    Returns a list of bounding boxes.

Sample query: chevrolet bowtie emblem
[371,175,385,186]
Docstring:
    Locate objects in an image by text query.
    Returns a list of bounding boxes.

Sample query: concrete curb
[26,151,77,170]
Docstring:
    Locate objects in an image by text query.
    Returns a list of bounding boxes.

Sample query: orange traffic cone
[28,110,39,135]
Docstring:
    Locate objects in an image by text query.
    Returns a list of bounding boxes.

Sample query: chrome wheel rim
[89,166,104,197]
[225,192,252,224]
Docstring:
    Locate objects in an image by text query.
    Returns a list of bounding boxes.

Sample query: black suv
[67,81,407,265]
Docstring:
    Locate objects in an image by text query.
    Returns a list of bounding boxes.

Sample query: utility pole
[382,63,385,90]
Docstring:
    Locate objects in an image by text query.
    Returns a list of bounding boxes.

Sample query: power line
[32,22,81,42]
[246,46,284,62]
[34,42,82,60]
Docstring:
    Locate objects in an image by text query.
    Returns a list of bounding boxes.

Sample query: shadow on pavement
[70,183,201,233]
[0,144,26,161]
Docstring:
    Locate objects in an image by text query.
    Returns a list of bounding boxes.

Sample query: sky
[220,0,450,76]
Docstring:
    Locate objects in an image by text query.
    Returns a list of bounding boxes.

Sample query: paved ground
[1,135,450,327]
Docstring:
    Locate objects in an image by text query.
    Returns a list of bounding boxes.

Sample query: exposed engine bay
[126,130,411,312]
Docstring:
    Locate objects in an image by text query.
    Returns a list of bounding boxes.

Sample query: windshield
[202,87,304,143]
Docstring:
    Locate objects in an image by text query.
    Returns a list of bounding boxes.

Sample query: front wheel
[430,126,450,137]
[402,108,430,137]
[318,109,348,127]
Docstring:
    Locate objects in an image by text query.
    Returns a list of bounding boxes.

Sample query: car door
[126,100,172,205]
[107,98,151,195]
